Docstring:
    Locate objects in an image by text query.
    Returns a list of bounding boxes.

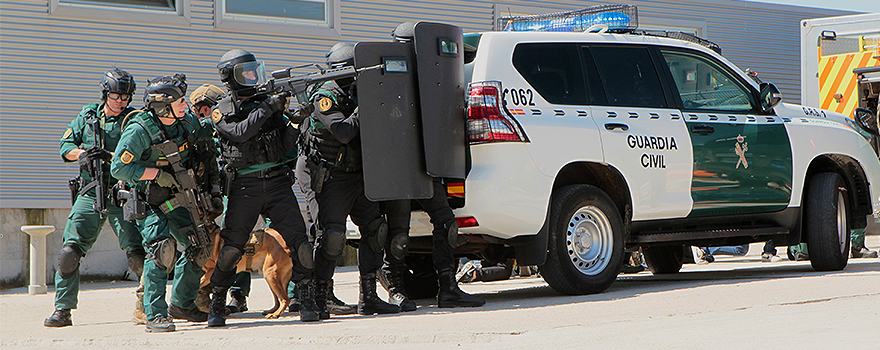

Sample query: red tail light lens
[467,81,528,144]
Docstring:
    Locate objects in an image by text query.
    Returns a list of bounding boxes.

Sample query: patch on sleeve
[120,150,135,164]
[318,97,334,112]
[62,128,73,139]
[212,109,222,123]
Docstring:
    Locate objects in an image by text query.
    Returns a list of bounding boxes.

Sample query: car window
[512,43,587,105]
[660,50,754,112]
[589,46,666,108]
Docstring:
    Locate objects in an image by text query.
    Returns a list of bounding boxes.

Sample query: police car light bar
[500,4,637,33]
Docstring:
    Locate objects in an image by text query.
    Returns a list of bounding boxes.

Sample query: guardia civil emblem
[734,134,748,169]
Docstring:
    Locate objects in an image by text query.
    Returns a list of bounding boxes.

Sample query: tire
[641,245,685,274]
[540,185,624,295]
[379,253,439,300]
[805,172,850,271]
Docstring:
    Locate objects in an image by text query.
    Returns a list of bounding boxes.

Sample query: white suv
[402,9,880,296]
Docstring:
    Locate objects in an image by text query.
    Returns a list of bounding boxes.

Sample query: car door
[657,48,793,217]
[587,45,694,221]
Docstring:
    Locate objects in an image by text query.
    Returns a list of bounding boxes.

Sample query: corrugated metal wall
[0,0,856,209]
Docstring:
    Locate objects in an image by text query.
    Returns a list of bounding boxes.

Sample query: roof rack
[500,4,637,33]
[632,30,722,54]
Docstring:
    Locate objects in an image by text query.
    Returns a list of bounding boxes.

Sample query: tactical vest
[306,89,362,172]
[79,103,135,182]
[127,111,198,203]
[216,96,292,168]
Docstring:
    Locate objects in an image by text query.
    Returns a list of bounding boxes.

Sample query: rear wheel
[540,185,624,295]
[641,245,685,274]
[805,172,850,271]
[379,253,439,300]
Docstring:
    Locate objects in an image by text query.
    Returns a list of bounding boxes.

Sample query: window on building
[512,43,588,105]
[589,46,667,108]
[49,0,189,25]
[660,50,755,112]
[216,0,340,37]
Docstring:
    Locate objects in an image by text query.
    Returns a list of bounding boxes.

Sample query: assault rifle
[78,119,107,217]
[151,140,214,266]
[256,63,385,103]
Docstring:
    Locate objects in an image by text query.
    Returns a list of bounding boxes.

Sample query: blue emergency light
[500,4,638,33]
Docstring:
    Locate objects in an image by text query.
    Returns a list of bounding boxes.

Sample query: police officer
[209,49,314,326]
[111,74,217,332]
[381,22,484,309]
[188,84,254,314]
[45,68,147,328]
[300,42,399,316]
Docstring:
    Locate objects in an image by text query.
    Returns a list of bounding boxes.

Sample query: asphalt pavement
[2,238,880,349]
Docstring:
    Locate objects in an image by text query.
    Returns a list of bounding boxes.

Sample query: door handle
[604,123,629,131]
[691,125,714,134]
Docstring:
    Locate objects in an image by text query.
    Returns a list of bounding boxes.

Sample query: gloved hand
[289,103,314,124]
[262,93,288,113]
[86,146,113,162]
[210,195,224,215]
[77,146,112,169]
[155,170,180,189]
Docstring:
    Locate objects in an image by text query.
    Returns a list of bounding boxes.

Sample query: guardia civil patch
[318,97,333,112]
[212,109,222,123]
[62,128,73,139]
[120,150,135,164]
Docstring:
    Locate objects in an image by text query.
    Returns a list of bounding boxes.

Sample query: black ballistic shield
[355,42,433,201]
[413,22,467,178]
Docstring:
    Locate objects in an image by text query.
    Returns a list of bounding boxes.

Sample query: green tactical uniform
[55,102,144,310]
[111,109,214,320]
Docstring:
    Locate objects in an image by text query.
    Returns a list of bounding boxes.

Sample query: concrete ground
[2,237,879,349]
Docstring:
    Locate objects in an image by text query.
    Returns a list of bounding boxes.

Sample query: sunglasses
[108,92,133,102]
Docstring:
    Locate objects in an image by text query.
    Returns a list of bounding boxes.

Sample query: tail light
[466,81,528,144]
[456,216,479,228]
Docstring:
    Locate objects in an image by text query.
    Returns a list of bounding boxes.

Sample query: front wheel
[540,185,624,295]
[805,172,850,271]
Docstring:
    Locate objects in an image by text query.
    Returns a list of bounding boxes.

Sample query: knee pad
[363,218,388,254]
[148,238,178,272]
[57,244,82,279]
[318,226,347,261]
[388,232,410,260]
[446,220,460,249]
[126,249,147,278]
[296,242,314,270]
[217,246,243,273]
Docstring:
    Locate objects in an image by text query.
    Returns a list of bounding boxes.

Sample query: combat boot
[145,315,175,333]
[43,309,72,327]
[852,246,879,258]
[195,284,211,313]
[207,286,228,327]
[132,282,146,325]
[314,279,331,320]
[326,279,356,315]
[358,272,400,315]
[437,267,485,308]
[298,279,320,322]
[384,267,417,312]
[168,304,209,322]
[288,282,301,312]
[227,289,248,314]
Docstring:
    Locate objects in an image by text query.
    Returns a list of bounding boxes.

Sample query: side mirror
[759,83,782,113]
[854,107,880,136]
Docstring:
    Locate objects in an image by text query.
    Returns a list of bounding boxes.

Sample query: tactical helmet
[217,49,266,97]
[100,68,137,99]
[189,84,225,107]
[325,42,355,67]
[144,73,188,117]
[391,22,416,42]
